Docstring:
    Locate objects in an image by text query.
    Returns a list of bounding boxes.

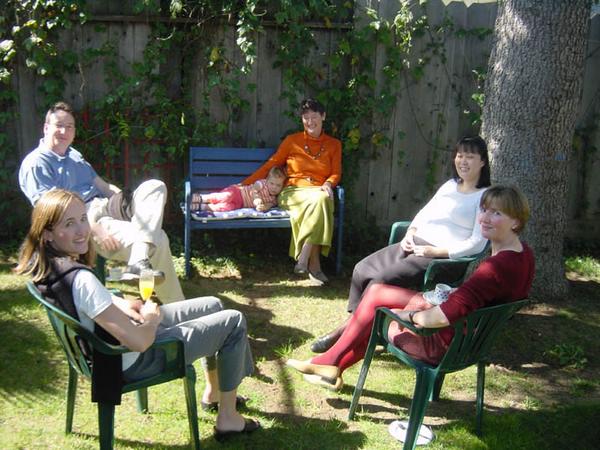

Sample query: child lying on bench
[191,166,287,212]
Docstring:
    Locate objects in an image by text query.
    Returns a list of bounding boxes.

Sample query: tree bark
[481,0,591,299]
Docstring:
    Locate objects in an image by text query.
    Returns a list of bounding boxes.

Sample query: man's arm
[93,176,120,198]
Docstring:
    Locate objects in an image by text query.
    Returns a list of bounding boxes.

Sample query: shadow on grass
[74,412,368,449]
[329,390,599,449]
[220,292,314,362]
[0,286,64,399]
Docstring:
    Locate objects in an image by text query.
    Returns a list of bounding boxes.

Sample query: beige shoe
[286,359,340,379]
[303,373,344,391]
[308,270,329,285]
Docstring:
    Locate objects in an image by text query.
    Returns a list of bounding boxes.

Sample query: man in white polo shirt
[19,101,184,304]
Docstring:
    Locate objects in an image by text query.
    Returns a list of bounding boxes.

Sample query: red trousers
[311,284,448,373]
[203,186,244,212]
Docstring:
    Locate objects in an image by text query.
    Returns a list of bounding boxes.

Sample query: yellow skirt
[278,186,335,259]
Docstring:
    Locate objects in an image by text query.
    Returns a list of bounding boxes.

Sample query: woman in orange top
[244,98,342,284]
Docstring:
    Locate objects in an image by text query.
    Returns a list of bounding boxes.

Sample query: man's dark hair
[45,101,75,123]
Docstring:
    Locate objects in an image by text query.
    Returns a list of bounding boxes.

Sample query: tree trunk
[481,0,591,299]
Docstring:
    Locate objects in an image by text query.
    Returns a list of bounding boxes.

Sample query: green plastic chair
[95,255,106,284]
[26,281,201,450]
[348,299,529,450]
[389,221,490,291]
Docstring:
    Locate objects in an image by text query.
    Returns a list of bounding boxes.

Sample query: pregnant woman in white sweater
[311,136,491,353]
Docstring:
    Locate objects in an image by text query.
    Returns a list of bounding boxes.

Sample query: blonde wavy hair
[15,189,95,282]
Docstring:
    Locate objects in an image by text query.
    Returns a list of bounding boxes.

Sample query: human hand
[254,198,266,211]
[114,297,145,323]
[412,245,437,258]
[400,234,415,253]
[320,182,333,199]
[140,300,161,324]
[92,224,122,252]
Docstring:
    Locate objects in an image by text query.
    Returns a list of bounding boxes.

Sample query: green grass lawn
[1,235,599,449]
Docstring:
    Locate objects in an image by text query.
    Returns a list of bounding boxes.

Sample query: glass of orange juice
[139,269,155,301]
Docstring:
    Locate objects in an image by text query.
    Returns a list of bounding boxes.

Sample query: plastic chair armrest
[377,307,447,337]
[388,221,411,246]
[423,257,476,291]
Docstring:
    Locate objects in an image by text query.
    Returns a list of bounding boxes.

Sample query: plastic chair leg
[136,388,148,413]
[183,365,200,449]
[348,332,379,420]
[98,403,115,450]
[476,361,486,436]
[430,373,446,401]
[65,366,77,434]
[403,369,436,450]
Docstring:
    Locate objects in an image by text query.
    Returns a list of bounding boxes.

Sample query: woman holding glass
[243,98,342,284]
[15,189,260,440]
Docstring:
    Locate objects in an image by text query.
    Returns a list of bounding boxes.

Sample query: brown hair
[45,101,75,124]
[267,166,287,180]
[480,185,530,234]
[15,189,94,282]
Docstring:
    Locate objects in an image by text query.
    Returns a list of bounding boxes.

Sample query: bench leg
[184,221,191,279]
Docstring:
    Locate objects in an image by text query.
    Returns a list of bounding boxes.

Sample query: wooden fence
[7,0,600,239]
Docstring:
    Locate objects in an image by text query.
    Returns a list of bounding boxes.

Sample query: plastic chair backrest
[388,220,490,291]
[26,282,124,379]
[436,299,529,373]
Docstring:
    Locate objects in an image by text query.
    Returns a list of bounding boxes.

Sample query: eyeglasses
[47,122,75,131]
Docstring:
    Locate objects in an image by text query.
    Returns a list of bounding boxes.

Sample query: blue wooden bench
[183,147,345,278]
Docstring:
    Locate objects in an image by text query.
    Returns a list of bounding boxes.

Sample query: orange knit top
[243,131,342,188]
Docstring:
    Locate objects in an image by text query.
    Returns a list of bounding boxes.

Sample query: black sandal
[213,418,261,442]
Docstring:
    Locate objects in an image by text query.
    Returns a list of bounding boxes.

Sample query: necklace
[303,139,325,160]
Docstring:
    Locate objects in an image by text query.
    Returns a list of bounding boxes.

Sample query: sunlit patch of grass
[544,343,588,369]
[554,308,577,320]
[273,340,296,359]
[565,256,600,280]
[570,377,599,397]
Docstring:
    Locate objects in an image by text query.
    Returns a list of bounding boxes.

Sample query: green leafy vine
[0,0,488,241]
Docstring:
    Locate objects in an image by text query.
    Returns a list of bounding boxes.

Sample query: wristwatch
[408,311,416,325]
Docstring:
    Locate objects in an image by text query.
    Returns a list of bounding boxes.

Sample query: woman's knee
[231,310,247,331]
[202,296,224,313]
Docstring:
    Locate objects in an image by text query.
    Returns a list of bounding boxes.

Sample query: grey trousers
[124,297,254,392]
[346,237,467,312]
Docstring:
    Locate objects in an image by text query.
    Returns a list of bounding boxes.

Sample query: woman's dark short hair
[451,135,491,188]
[480,185,530,234]
[300,98,325,115]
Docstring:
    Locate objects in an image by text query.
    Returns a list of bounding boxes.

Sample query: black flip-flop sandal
[213,418,261,442]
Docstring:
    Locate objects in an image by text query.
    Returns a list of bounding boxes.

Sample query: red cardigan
[438,243,535,346]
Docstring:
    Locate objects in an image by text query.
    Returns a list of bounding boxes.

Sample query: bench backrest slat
[190,160,266,176]
[190,147,276,161]
[189,147,276,192]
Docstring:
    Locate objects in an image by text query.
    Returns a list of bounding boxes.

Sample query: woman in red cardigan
[286,185,535,390]
[244,98,342,284]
